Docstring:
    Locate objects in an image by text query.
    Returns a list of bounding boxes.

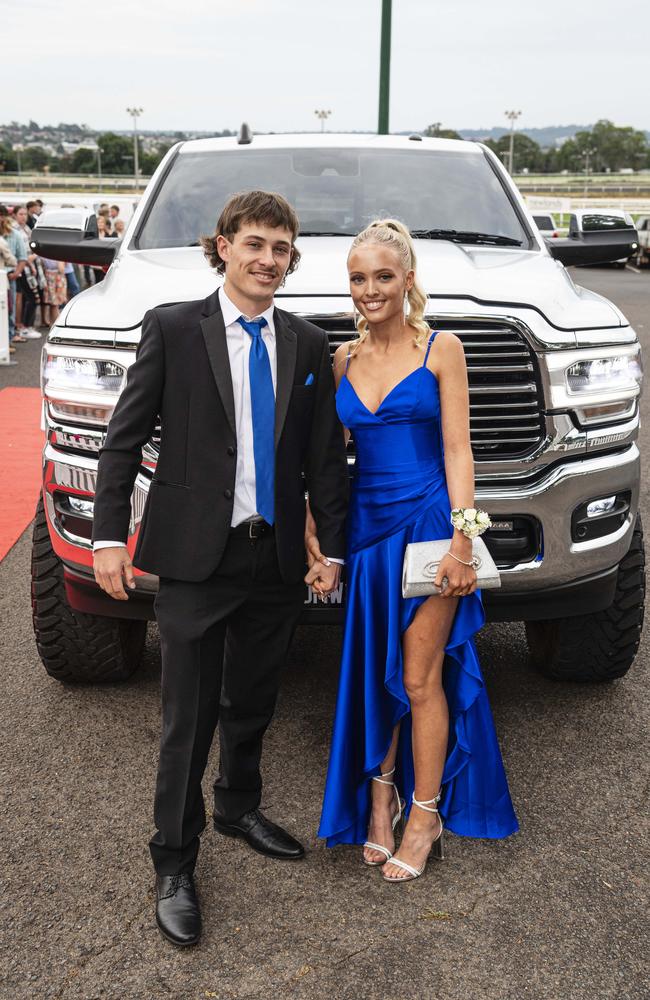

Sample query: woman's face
[15,208,28,225]
[348,243,414,327]
[97,216,106,234]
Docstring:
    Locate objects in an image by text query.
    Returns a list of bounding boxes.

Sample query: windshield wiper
[299,231,356,237]
[410,229,523,247]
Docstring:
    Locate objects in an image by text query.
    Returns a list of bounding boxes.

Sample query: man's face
[110,207,119,219]
[217,222,293,307]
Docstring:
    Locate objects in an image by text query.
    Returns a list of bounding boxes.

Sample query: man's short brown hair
[201,190,301,275]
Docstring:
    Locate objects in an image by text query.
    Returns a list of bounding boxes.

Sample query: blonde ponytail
[348,218,430,355]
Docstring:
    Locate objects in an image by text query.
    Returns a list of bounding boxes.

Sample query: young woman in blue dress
[308,219,518,883]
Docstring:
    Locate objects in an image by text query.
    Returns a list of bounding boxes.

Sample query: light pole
[314,110,332,132]
[504,110,522,173]
[14,145,22,192]
[378,0,392,134]
[126,106,143,190]
[583,146,596,196]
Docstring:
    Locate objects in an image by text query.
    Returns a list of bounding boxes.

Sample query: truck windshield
[136,147,530,249]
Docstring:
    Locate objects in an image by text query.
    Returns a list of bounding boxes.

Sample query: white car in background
[532,213,559,239]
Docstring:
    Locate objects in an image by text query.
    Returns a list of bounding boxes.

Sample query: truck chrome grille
[317,317,545,460]
[143,320,545,462]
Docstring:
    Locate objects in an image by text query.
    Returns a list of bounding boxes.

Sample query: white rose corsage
[450,507,492,539]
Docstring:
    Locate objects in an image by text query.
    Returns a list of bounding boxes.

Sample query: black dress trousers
[149,528,305,875]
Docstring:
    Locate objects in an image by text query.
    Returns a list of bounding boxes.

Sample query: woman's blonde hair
[348,218,430,354]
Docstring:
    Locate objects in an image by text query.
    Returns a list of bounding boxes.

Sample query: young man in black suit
[92,191,348,946]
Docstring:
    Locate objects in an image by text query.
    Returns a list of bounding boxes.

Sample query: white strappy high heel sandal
[382,790,445,882]
[363,766,405,867]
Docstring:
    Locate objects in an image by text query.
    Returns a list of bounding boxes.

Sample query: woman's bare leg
[363,724,401,864]
[383,595,457,879]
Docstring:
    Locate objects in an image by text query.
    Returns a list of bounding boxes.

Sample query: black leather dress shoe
[155,873,201,946]
[213,808,305,860]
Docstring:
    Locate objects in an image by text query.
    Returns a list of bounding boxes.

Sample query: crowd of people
[0,200,125,358]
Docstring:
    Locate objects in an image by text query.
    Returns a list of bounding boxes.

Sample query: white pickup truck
[30,132,643,686]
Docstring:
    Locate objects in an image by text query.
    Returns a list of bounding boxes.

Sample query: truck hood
[62,237,626,332]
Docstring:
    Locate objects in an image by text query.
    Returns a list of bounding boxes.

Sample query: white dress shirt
[94,286,343,563]
[219,285,277,527]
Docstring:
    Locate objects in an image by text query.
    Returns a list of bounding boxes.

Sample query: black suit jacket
[92,288,349,583]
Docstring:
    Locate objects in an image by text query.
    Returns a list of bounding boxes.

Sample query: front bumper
[42,441,640,624]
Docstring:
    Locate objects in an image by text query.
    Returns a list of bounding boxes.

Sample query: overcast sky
[4,0,648,134]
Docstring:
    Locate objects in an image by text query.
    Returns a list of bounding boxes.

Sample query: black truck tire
[525,515,645,682]
[31,498,146,683]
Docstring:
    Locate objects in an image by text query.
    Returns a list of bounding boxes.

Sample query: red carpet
[0,387,44,561]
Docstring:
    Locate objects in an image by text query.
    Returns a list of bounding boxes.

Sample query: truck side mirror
[29,208,120,267]
[546,228,638,267]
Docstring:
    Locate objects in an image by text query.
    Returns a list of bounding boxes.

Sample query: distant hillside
[458,125,590,147]
[458,124,650,147]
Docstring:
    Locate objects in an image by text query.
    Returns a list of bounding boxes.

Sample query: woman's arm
[304,341,350,568]
[430,332,478,597]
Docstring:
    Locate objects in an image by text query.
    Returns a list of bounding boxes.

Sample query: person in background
[26,200,40,229]
[0,230,18,355]
[12,205,41,341]
[64,261,81,299]
[41,258,67,325]
[0,206,28,346]
[113,219,125,238]
[98,206,113,236]
[110,204,120,221]
[90,216,110,284]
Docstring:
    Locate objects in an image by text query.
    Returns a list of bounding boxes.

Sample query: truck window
[581,214,635,232]
[135,147,530,250]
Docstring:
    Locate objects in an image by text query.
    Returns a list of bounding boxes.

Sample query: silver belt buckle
[247,517,264,539]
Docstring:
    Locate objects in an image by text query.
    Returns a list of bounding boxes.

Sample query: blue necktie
[237,316,274,524]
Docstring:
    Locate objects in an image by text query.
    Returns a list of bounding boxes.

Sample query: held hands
[434,551,478,599]
[304,508,341,598]
[93,546,136,601]
[305,558,341,599]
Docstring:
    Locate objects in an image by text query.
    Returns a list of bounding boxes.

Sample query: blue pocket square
[305,373,314,386]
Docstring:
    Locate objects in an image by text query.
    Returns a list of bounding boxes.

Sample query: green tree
[0,142,17,172]
[424,124,462,139]
[558,120,648,172]
[70,146,99,174]
[96,132,139,174]
[484,134,544,171]
[140,142,174,175]
[22,146,50,171]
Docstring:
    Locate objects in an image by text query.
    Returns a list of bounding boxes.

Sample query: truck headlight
[42,353,126,426]
[564,347,642,425]
[566,353,643,395]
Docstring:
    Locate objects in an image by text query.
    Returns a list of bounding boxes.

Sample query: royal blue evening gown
[318,332,518,846]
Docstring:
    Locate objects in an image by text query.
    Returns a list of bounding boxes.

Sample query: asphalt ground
[1,268,648,1000]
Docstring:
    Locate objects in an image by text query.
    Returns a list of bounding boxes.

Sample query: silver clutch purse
[402,537,501,598]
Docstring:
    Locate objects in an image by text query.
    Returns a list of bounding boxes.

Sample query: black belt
[230,519,275,540]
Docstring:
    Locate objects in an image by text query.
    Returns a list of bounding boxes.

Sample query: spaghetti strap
[344,350,352,374]
[422,329,437,367]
